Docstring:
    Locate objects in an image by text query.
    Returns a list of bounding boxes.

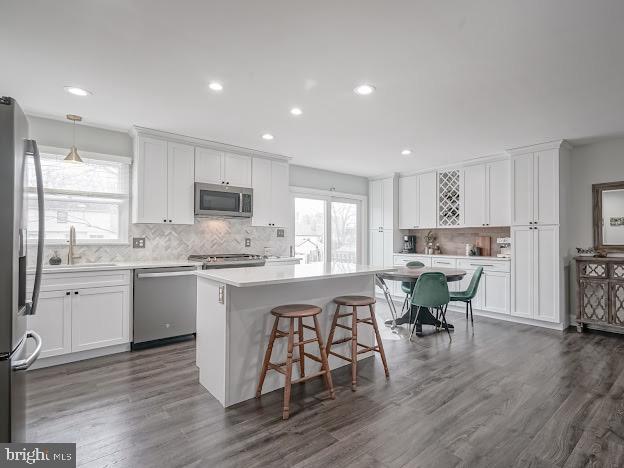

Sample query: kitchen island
[195,262,393,407]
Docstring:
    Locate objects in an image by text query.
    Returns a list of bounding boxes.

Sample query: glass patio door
[293,195,361,264]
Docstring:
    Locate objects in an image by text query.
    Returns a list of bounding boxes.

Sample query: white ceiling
[2,0,624,176]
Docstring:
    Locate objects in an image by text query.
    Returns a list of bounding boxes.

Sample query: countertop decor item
[49,251,62,265]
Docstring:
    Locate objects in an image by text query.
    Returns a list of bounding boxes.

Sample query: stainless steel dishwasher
[132,266,197,349]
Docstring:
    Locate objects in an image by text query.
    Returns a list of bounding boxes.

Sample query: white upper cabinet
[487,159,511,226]
[463,164,487,227]
[398,172,437,229]
[534,149,558,225]
[133,136,194,224]
[418,171,438,229]
[251,158,290,228]
[133,136,168,223]
[463,159,510,227]
[511,149,558,226]
[398,175,418,229]
[194,147,222,185]
[167,142,195,225]
[195,148,252,187]
[369,176,397,231]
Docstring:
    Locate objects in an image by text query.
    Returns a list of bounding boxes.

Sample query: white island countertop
[195,262,394,287]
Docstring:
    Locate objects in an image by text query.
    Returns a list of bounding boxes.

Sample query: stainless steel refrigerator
[0,97,44,442]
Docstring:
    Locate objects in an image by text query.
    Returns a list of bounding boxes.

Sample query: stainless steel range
[188,253,266,269]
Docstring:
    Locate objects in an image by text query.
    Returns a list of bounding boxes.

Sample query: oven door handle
[136,271,196,279]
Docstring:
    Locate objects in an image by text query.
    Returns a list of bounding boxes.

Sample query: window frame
[27,145,131,246]
[290,186,368,264]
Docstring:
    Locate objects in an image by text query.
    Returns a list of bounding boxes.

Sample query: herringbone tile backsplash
[38,218,290,265]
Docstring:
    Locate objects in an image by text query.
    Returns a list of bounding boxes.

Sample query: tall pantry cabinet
[510,141,571,324]
[369,176,401,269]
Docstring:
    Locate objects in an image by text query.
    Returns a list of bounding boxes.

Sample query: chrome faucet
[67,225,81,265]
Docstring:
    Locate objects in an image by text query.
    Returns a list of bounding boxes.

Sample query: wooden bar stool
[326,295,389,390]
[256,304,335,420]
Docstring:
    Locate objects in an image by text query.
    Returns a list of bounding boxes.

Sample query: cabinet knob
[163,219,167,223]
[169,220,172,223]
[74,291,79,295]
[226,182,230,185]
[66,291,70,295]
[221,181,225,184]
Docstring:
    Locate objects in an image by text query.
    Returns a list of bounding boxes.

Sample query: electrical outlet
[245,238,251,247]
[276,229,285,238]
[133,237,146,248]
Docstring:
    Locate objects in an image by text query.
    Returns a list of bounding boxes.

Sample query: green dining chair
[401,261,425,317]
[449,266,483,325]
[410,272,451,341]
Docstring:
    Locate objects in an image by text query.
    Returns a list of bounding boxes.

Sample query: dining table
[376,266,467,335]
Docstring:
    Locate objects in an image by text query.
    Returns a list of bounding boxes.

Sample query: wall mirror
[593,181,624,252]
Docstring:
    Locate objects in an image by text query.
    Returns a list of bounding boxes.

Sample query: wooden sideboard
[576,257,624,333]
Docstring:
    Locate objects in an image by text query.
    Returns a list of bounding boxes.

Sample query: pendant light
[65,114,83,163]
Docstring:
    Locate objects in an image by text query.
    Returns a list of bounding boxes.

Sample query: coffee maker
[402,235,416,253]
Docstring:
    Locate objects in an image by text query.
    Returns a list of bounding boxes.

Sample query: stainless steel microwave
[194,183,253,218]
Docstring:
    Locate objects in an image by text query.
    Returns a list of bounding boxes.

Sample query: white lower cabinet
[27,271,132,362]
[71,286,130,352]
[27,290,72,358]
[511,225,559,322]
[482,271,510,314]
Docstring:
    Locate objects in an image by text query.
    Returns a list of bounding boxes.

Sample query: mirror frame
[593,181,624,252]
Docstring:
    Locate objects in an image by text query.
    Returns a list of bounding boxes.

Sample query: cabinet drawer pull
[470,263,494,267]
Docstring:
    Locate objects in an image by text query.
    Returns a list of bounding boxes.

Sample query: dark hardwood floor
[25,305,624,467]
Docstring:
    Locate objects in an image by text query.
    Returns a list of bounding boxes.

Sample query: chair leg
[325,304,340,358]
[469,301,474,325]
[440,304,452,341]
[465,302,469,319]
[297,317,305,378]
[351,305,358,391]
[313,315,335,399]
[409,306,422,341]
[369,304,389,378]
[256,316,279,398]
[401,294,409,315]
[282,318,295,420]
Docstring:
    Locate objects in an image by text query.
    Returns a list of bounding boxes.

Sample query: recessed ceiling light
[290,107,302,116]
[354,84,375,95]
[401,149,412,156]
[208,81,223,92]
[262,133,274,140]
[64,86,92,97]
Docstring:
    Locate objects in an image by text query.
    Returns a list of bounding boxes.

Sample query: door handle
[12,331,42,371]
[24,140,44,316]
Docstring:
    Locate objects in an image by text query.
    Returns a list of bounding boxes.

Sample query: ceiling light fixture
[64,86,92,97]
[208,81,223,92]
[65,114,84,163]
[261,133,274,141]
[401,149,412,156]
[354,84,375,95]
[290,107,302,116]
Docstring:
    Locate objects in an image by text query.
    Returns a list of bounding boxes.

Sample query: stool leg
[283,318,295,420]
[313,315,335,399]
[325,304,340,357]
[351,305,358,391]
[256,316,279,398]
[368,304,389,378]
[298,317,305,379]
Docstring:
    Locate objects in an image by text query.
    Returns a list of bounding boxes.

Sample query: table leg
[375,275,398,330]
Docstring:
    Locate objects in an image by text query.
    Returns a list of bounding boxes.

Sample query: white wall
[289,164,368,195]
[567,137,624,322]
[28,115,132,157]
[567,138,624,252]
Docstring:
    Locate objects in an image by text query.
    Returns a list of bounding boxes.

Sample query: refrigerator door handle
[24,139,45,316]
[11,331,42,371]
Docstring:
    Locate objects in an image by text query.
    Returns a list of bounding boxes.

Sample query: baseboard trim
[379,293,566,331]
[29,343,131,370]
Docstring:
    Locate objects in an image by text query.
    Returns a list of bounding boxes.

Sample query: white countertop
[195,262,394,287]
[394,253,510,261]
[30,260,202,274]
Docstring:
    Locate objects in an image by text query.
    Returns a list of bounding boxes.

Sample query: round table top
[376,266,466,282]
